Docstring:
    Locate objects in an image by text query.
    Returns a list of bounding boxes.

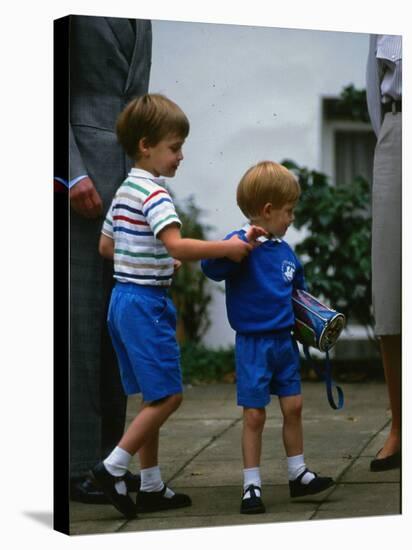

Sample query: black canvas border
[53,14,70,536]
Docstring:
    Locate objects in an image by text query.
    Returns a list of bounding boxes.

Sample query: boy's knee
[244,407,266,432]
[151,392,183,412]
[166,392,183,412]
[283,397,303,419]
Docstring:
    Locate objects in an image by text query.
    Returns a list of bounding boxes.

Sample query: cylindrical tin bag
[292,289,346,352]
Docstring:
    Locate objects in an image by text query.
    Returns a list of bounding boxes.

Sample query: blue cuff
[69,175,88,189]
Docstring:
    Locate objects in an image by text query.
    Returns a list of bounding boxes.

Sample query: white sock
[103,446,132,496]
[140,466,175,498]
[243,467,261,499]
[287,454,315,484]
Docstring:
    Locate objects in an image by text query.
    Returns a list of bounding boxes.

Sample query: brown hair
[116,93,190,159]
[236,161,301,218]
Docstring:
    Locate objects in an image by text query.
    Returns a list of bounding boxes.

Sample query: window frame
[321,118,375,186]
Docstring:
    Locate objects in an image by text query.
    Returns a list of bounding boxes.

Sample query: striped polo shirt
[102,168,181,287]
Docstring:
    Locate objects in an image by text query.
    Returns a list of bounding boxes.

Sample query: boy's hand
[173,259,182,273]
[245,225,268,247]
[226,235,252,262]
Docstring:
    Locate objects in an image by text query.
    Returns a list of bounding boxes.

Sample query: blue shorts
[107,282,182,401]
[235,331,301,408]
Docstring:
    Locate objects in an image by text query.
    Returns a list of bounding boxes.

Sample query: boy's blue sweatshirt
[201,228,306,335]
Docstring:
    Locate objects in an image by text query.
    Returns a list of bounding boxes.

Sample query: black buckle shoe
[370,449,401,472]
[137,484,192,512]
[70,476,109,504]
[70,471,141,504]
[90,462,137,519]
[289,469,334,498]
[124,471,141,492]
[240,484,265,514]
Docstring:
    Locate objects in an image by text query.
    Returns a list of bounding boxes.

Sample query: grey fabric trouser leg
[372,112,401,336]
[70,215,126,479]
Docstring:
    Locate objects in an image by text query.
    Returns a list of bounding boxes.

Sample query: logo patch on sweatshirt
[281,260,296,283]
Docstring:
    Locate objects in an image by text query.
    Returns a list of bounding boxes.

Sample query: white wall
[149,19,370,348]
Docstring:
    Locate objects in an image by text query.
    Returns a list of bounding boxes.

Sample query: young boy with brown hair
[91,94,263,519]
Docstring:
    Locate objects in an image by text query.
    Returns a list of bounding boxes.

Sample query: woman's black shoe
[370,450,401,471]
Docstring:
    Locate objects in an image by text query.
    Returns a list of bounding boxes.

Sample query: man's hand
[70,177,103,218]
[245,225,268,247]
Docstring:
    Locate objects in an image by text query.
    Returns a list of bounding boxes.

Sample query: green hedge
[180,344,383,384]
[180,343,236,383]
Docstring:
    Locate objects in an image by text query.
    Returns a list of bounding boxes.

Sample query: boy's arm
[99,202,115,259]
[200,231,246,281]
[201,255,240,282]
[99,233,114,260]
[158,225,252,263]
[201,226,268,281]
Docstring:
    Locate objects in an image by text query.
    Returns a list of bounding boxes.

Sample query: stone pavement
[69,381,401,536]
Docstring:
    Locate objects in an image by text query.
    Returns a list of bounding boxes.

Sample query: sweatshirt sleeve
[293,255,307,291]
[201,231,244,282]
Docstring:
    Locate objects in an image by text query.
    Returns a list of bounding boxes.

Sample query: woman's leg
[377,335,401,458]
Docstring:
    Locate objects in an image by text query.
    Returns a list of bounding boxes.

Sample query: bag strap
[303,345,344,410]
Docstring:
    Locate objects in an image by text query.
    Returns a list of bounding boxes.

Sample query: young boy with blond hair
[91,93,263,519]
[202,161,335,514]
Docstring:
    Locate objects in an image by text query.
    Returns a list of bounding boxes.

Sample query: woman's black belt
[382,100,402,114]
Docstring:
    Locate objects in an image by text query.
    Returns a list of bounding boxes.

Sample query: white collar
[242,222,282,243]
[129,167,166,185]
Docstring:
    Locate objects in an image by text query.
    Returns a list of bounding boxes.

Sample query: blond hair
[236,161,300,218]
[116,93,190,159]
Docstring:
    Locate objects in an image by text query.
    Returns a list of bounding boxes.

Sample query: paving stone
[68,381,401,535]
[312,482,401,519]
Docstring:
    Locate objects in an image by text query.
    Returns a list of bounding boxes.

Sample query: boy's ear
[138,137,150,157]
[262,202,273,218]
